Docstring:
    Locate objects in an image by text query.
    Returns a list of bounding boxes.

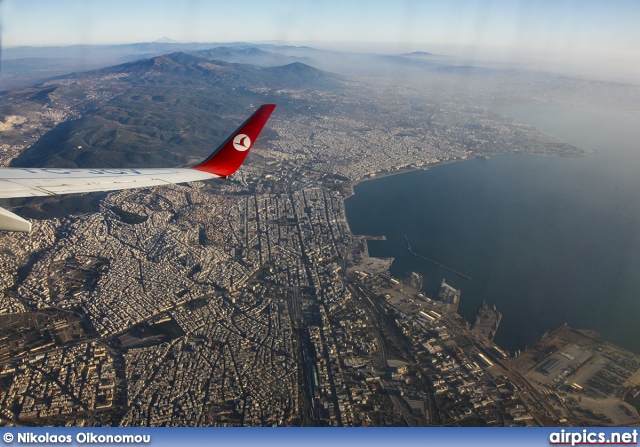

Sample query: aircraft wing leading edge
[0,104,276,232]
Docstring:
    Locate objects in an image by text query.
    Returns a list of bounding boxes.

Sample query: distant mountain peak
[191,47,316,68]
[402,51,434,57]
[272,62,328,76]
[285,61,310,67]
[154,37,180,44]
[66,51,337,92]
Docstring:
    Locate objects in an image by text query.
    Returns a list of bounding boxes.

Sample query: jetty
[404,235,471,281]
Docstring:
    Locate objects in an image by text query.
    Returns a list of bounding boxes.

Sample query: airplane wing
[0,104,276,232]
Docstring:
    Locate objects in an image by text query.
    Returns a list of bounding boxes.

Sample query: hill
[10,52,341,171]
[401,51,435,57]
[0,42,319,91]
[193,46,315,67]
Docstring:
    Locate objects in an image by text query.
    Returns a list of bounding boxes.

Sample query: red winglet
[192,104,276,177]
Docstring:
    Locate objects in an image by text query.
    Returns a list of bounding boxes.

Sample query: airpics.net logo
[233,134,251,152]
[550,429,638,446]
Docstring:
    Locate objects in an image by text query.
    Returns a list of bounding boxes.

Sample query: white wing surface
[0,168,217,199]
[0,104,276,232]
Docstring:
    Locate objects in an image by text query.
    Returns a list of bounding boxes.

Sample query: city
[0,47,639,427]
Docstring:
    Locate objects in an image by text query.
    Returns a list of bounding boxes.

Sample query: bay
[345,106,640,354]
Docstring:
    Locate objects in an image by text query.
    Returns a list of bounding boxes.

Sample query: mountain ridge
[10,51,341,173]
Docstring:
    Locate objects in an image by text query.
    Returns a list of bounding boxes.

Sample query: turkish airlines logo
[233,134,251,152]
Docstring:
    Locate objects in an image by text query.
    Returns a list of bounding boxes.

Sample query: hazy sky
[2,0,639,80]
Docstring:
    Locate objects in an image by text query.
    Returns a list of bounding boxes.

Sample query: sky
[1,0,639,81]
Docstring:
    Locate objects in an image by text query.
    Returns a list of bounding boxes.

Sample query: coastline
[342,154,480,201]
[339,140,614,352]
[343,104,593,203]
[340,147,584,270]
[342,147,585,202]
[341,150,640,421]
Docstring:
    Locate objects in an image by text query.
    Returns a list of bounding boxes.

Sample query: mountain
[262,62,334,84]
[154,37,180,44]
[401,51,435,57]
[65,52,338,90]
[0,43,321,91]
[192,46,315,67]
[10,52,341,171]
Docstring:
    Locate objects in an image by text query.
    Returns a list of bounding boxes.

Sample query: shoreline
[340,148,583,260]
[342,103,592,201]
[341,154,484,294]
[342,148,586,202]
[342,154,480,201]
[339,145,610,354]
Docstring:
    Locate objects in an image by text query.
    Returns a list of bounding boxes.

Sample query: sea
[344,106,640,354]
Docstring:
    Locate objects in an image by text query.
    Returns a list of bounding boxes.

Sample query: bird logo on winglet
[233,134,251,151]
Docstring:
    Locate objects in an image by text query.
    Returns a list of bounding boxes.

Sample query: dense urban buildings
[0,47,639,427]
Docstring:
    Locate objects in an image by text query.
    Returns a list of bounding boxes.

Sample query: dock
[471,301,502,342]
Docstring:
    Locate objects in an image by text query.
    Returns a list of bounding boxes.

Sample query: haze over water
[345,106,640,354]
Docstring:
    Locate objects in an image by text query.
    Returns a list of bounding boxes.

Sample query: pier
[471,301,502,342]
[404,235,471,281]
